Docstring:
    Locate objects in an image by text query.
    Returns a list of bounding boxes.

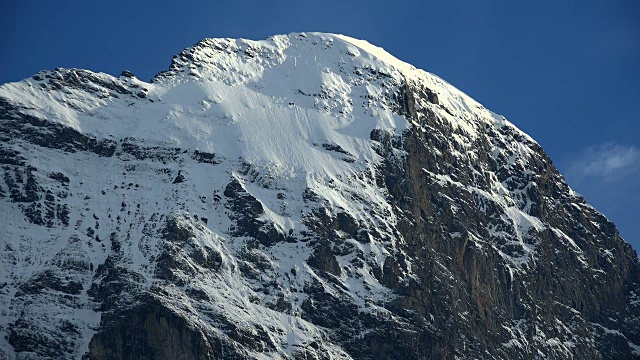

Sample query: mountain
[0,32,638,360]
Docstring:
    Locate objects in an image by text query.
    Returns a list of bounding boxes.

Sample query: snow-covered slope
[1,32,638,359]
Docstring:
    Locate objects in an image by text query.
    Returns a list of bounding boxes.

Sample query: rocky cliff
[1,32,638,359]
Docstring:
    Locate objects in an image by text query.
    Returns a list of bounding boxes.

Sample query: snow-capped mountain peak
[1,33,638,359]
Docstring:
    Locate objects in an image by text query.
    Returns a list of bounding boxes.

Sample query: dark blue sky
[2,0,639,251]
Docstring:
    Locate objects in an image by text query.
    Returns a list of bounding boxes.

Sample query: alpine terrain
[1,32,639,359]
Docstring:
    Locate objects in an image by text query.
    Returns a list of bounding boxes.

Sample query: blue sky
[2,0,639,251]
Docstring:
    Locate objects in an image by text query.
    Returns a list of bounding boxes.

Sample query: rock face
[0,33,638,359]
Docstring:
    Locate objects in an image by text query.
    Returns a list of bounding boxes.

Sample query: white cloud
[567,142,640,182]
